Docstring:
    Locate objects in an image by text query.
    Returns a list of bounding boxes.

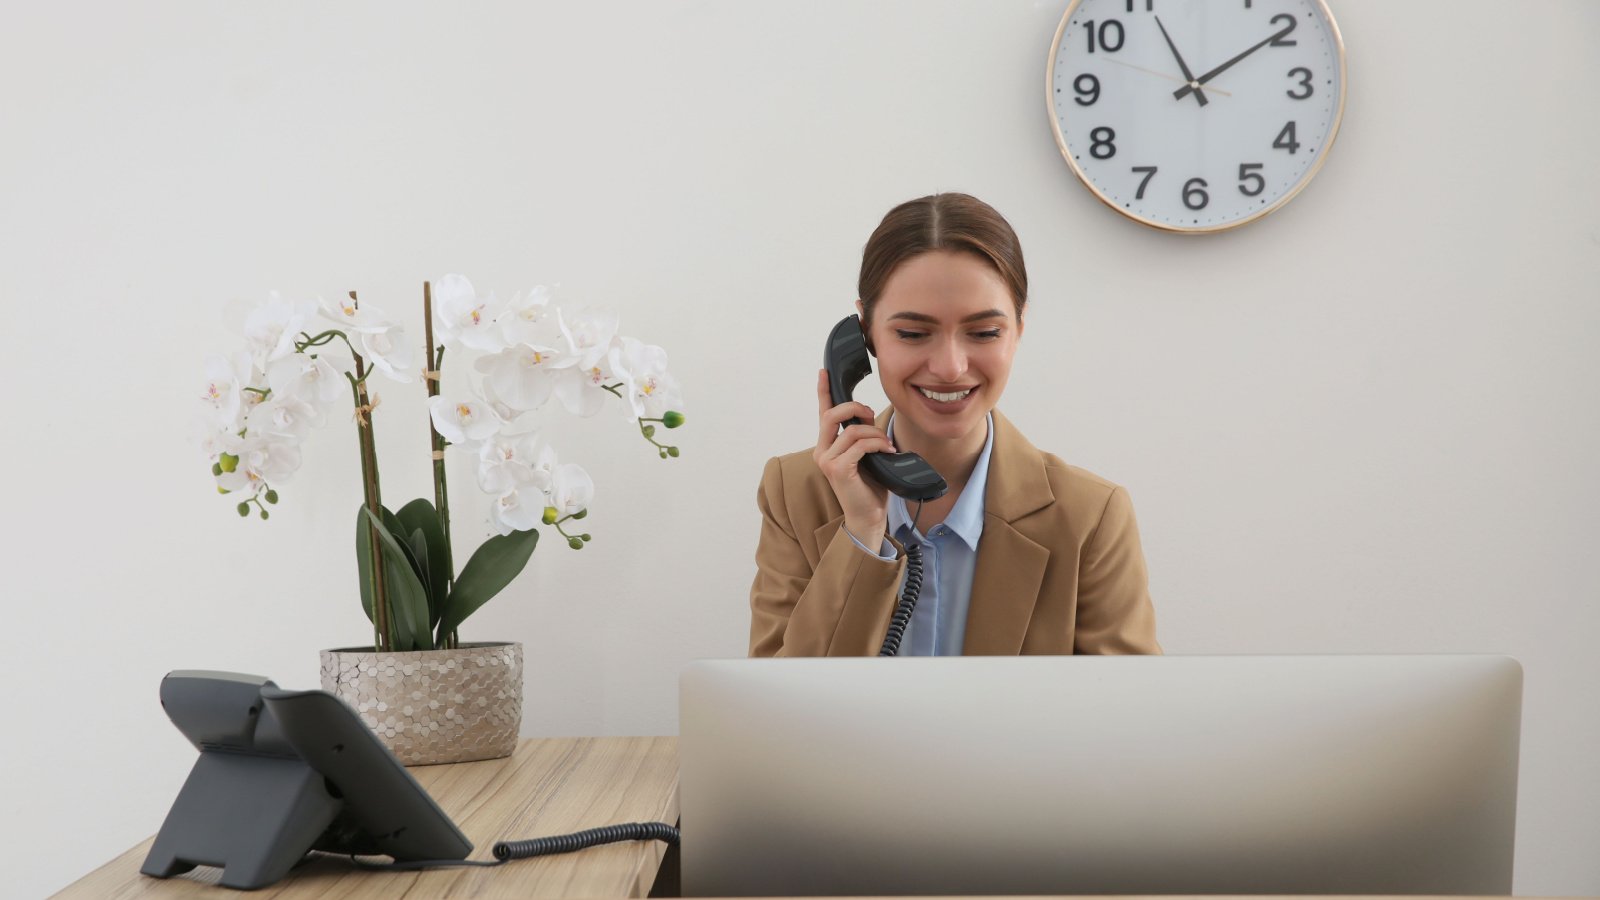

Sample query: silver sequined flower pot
[320,642,523,766]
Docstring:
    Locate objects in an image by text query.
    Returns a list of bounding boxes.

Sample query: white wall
[3,2,1595,896]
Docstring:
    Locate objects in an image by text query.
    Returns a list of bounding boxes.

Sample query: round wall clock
[1047,0,1346,233]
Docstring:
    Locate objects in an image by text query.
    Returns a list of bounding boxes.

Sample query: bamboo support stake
[350,291,390,651]
[422,280,457,649]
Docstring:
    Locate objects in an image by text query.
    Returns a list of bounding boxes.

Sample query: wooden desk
[55,736,680,899]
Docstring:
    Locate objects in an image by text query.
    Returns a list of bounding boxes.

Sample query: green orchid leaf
[436,527,538,642]
[408,527,433,625]
[397,498,450,628]
[356,503,376,626]
[362,507,431,650]
[355,503,414,649]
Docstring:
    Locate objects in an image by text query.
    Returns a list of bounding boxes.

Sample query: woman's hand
[814,368,894,551]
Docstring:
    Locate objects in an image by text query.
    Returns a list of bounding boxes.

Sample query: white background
[3,2,1596,896]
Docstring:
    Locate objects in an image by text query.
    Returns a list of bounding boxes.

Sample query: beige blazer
[749,408,1161,657]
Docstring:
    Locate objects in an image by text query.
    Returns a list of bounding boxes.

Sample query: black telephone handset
[825,315,949,502]
[824,315,941,656]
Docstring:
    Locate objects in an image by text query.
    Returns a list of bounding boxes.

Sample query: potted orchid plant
[196,275,684,763]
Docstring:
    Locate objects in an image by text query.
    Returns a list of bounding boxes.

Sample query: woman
[749,192,1160,657]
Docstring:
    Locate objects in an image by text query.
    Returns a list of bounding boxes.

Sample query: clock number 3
[1287,67,1314,100]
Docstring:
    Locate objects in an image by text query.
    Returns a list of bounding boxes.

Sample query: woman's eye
[894,330,927,341]
[972,330,1003,341]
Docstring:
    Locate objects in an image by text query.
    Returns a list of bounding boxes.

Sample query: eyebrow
[886,309,1009,325]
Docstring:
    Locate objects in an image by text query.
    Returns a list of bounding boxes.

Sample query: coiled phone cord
[877,501,926,657]
[493,821,680,861]
[344,822,680,871]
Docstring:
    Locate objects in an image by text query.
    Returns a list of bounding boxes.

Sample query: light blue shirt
[844,412,993,656]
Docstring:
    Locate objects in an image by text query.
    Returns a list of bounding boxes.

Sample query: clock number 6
[1183,177,1209,211]
[1090,127,1116,160]
[1238,163,1265,197]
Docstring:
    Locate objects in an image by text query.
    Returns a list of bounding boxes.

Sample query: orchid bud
[580,533,591,542]
[260,509,270,520]
[667,446,680,458]
[567,537,583,549]
[265,490,279,504]
[542,506,559,525]
[573,509,588,520]
[642,425,656,438]
[237,502,250,517]
[218,486,231,495]
[219,452,240,473]
[212,462,223,476]
[663,411,685,429]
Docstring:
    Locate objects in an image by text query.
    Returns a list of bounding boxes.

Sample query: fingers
[816,423,895,473]
[815,368,877,451]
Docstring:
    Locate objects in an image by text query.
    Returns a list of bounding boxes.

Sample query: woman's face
[858,250,1023,446]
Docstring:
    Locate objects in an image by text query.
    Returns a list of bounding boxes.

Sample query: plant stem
[422,281,456,650]
[349,290,390,652]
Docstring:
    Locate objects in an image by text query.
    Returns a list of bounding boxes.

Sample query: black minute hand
[1154,15,1207,107]
[1173,18,1295,102]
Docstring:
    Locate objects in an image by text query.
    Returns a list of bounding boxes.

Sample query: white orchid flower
[500,286,558,348]
[488,481,549,536]
[553,366,608,418]
[266,350,348,406]
[474,343,577,412]
[558,308,620,371]
[432,274,508,352]
[215,436,302,496]
[356,324,414,383]
[199,351,255,431]
[477,377,534,433]
[244,293,319,366]
[428,393,501,445]
[548,462,594,517]
[245,394,325,442]
[476,432,552,495]
[319,294,393,334]
[608,337,682,419]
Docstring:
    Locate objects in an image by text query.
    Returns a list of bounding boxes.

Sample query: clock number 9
[1084,20,1125,53]
[1182,177,1209,211]
[1089,127,1116,160]
[1286,67,1314,100]
[1074,74,1101,106]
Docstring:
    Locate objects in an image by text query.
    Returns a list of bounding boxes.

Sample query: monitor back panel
[679,655,1521,897]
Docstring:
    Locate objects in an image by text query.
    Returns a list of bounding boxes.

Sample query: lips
[912,384,979,414]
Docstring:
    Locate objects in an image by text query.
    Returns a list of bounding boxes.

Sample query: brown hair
[857,192,1028,328]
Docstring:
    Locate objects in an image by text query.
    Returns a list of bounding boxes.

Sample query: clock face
[1047,0,1346,232]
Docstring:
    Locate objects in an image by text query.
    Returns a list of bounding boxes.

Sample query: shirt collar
[885,411,993,550]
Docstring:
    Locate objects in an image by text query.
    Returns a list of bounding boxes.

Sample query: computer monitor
[679,655,1521,896]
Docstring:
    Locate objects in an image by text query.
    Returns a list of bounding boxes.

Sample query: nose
[927,335,967,383]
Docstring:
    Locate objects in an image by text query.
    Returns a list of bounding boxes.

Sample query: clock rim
[1044,0,1348,235]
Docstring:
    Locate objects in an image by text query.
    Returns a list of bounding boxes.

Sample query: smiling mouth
[918,386,975,403]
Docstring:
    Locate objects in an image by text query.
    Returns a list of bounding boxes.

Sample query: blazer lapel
[963,410,1054,654]
[866,407,1055,654]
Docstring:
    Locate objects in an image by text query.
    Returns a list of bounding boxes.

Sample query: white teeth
[919,387,972,403]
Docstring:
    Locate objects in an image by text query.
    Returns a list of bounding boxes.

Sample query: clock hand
[1100,57,1232,95]
[1173,16,1296,102]
[1154,15,1207,107]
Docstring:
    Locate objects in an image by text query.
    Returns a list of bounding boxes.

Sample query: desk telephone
[824,314,947,656]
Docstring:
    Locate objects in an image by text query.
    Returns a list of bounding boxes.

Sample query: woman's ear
[854,299,875,356]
